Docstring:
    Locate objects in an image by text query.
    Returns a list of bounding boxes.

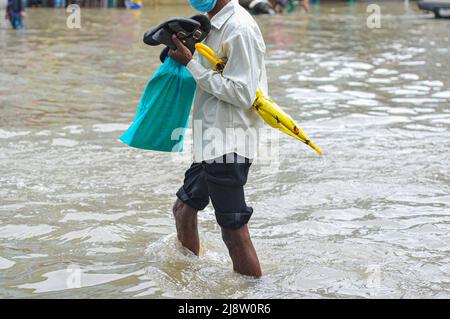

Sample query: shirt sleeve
[186,28,265,109]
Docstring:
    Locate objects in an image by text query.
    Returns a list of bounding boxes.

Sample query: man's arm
[169,30,265,109]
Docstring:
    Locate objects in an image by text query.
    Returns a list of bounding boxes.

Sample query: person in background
[6,0,25,29]
[269,0,287,13]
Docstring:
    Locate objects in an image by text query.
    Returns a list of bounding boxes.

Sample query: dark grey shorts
[176,153,253,230]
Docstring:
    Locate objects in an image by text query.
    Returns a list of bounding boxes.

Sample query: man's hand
[168,34,193,66]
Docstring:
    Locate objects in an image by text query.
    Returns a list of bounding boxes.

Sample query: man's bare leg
[172,198,200,255]
[221,224,262,278]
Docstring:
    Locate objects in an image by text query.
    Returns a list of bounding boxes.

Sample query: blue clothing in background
[54,0,66,8]
[10,15,24,29]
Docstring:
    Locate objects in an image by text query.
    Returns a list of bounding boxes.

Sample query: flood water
[0,2,449,298]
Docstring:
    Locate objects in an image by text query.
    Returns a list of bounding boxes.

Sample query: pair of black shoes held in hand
[143,14,211,63]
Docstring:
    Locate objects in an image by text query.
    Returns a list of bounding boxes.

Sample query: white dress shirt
[186,0,268,162]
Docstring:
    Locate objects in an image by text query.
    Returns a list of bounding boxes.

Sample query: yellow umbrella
[195,43,322,155]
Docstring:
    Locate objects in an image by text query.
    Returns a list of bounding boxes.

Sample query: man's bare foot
[172,199,200,255]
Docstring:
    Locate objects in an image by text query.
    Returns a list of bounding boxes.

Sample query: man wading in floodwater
[168,0,267,277]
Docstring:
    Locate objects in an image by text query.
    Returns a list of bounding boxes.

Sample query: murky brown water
[1,2,449,298]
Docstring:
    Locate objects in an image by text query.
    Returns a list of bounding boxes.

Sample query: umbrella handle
[195,43,224,68]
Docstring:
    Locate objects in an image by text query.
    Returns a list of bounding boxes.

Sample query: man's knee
[221,225,251,250]
[173,198,198,217]
[173,198,183,214]
[221,228,234,249]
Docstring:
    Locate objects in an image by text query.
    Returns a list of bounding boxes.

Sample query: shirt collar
[210,0,235,30]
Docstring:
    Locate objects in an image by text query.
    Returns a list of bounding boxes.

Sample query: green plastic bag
[120,57,196,152]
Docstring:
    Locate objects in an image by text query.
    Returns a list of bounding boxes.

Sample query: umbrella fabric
[120,57,195,152]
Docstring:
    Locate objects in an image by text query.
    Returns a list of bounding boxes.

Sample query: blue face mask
[188,0,218,12]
